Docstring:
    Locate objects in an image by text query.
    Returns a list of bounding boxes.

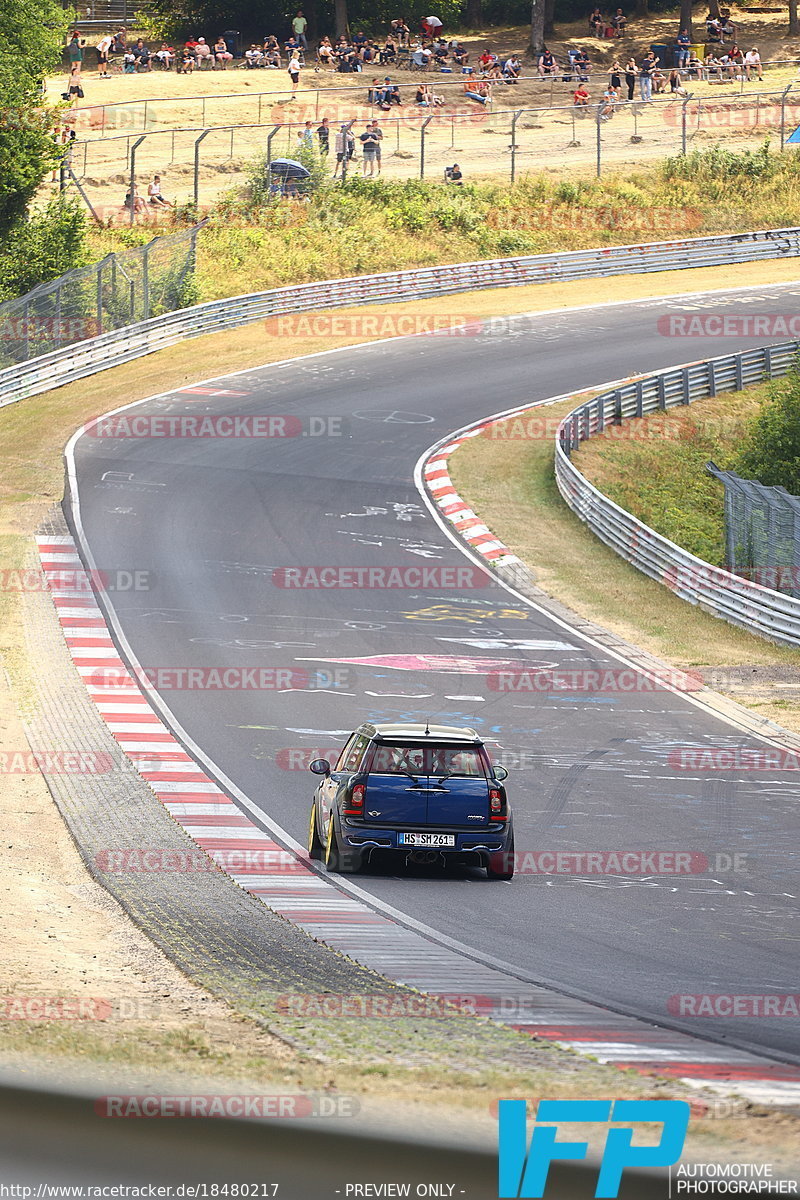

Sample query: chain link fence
[707,462,800,596]
[0,223,204,368]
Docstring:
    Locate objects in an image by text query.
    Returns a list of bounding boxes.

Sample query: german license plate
[399,832,456,847]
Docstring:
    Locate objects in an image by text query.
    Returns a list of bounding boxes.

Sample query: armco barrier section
[1,225,800,410]
[555,340,800,646]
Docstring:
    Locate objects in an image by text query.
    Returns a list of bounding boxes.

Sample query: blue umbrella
[268,158,311,179]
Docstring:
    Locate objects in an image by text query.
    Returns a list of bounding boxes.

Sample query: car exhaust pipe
[408,850,440,865]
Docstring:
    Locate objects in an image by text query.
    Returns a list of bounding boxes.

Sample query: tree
[736,369,800,494]
[334,0,349,38]
[790,0,799,36]
[466,0,482,30]
[544,0,555,40]
[679,0,693,41]
[530,0,545,55]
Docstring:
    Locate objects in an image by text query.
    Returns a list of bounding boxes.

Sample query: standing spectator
[744,46,762,81]
[317,116,330,154]
[287,51,302,95]
[111,27,127,53]
[67,62,84,105]
[292,10,308,50]
[67,32,84,68]
[674,29,690,68]
[359,123,379,175]
[95,32,112,77]
[638,50,654,100]
[214,36,233,67]
[607,58,623,90]
[623,56,637,100]
[370,119,383,172]
[299,119,314,148]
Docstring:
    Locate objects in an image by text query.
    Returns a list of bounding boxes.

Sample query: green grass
[85,143,800,303]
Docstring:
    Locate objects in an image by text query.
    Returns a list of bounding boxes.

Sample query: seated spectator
[177,46,195,72]
[704,49,721,79]
[600,82,619,115]
[434,39,449,62]
[264,46,281,67]
[391,17,410,45]
[721,15,736,40]
[353,30,368,51]
[317,36,334,66]
[214,36,233,67]
[284,35,301,55]
[245,44,264,67]
[444,163,463,184]
[382,76,401,104]
[380,38,397,63]
[706,16,722,42]
[725,43,743,75]
[574,47,591,79]
[744,45,762,80]
[588,6,605,35]
[147,174,172,207]
[503,55,521,81]
[464,78,491,103]
[194,36,213,65]
[687,51,702,78]
[611,8,626,34]
[573,82,590,105]
[132,38,151,70]
[652,64,666,92]
[123,47,136,72]
[451,41,468,66]
[124,185,147,215]
[111,27,127,53]
[538,47,558,76]
[668,68,688,95]
[411,43,431,67]
[154,42,174,68]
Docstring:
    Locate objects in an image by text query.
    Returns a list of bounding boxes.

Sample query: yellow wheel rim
[308,803,317,853]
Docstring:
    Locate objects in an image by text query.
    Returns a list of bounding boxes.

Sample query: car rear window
[369,744,486,777]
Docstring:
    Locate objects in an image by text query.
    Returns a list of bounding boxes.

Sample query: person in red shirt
[573,83,590,105]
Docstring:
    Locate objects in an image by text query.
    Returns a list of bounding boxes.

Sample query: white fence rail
[2,225,800,410]
[555,341,800,646]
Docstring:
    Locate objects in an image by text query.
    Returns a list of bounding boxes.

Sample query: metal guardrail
[2,225,800,412]
[555,341,800,647]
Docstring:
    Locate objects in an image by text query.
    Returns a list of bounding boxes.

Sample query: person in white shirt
[147,175,172,207]
[95,33,112,78]
[195,37,213,65]
[288,53,301,94]
[744,46,762,81]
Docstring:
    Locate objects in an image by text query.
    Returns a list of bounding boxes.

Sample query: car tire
[308,802,324,861]
[487,834,515,881]
[325,816,361,874]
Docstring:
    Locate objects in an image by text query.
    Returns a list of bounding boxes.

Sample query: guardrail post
[680,366,691,403]
[596,394,605,431]
[708,360,717,397]
[614,390,622,425]
[193,129,211,209]
[510,109,522,183]
[420,116,433,180]
[266,124,281,172]
[129,134,145,227]
[657,374,666,410]
[735,355,744,389]
[635,379,643,417]
[781,82,793,151]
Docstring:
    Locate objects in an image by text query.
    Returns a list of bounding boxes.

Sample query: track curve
[67,285,800,1063]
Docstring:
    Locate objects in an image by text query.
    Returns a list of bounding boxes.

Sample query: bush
[736,364,800,494]
[0,198,87,303]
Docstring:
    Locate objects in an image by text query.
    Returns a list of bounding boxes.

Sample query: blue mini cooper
[308,722,514,879]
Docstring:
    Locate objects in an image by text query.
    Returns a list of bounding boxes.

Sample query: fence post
[266,124,281,171]
[681,96,689,154]
[193,129,211,208]
[510,109,522,183]
[258,93,263,125]
[595,102,602,178]
[142,244,150,322]
[781,82,793,151]
[96,260,103,336]
[129,134,145,227]
[420,115,433,180]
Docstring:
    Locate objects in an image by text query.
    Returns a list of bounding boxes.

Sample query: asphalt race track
[68,284,800,1065]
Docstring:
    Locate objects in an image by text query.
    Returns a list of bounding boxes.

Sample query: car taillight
[489,789,507,820]
[344,783,365,817]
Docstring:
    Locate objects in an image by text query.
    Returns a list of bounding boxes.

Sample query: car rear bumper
[341,821,512,855]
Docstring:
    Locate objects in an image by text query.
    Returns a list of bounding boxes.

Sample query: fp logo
[498,1099,690,1198]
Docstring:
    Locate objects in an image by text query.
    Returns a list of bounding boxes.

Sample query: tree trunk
[791,0,799,35]
[706,0,720,16]
[530,0,545,55]
[635,0,649,15]
[544,0,555,39]
[680,0,694,41]
[334,0,348,40]
[467,0,482,28]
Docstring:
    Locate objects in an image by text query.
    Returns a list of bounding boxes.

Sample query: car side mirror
[309,758,331,775]
[492,764,509,782]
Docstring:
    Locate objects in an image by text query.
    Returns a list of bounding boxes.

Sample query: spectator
[674,29,690,68]
[298,119,314,148]
[132,38,151,71]
[155,42,175,68]
[538,47,558,76]
[292,10,308,50]
[124,184,147,216]
[391,18,410,45]
[725,43,743,76]
[503,55,521,82]
[704,48,721,80]
[638,50,654,100]
[194,36,213,65]
[123,46,136,72]
[382,76,401,105]
[623,56,637,100]
[111,27,127,53]
[287,50,302,94]
[611,8,626,34]
[668,68,688,95]
[359,123,379,175]
[574,47,591,80]
[573,82,590,106]
[744,46,762,81]
[464,77,491,104]
[687,51,703,78]
[721,14,736,41]
[370,120,383,172]
[67,32,84,67]
[411,43,431,68]
[316,115,330,154]
[214,36,233,67]
[444,163,463,183]
[600,82,618,117]
[380,37,397,63]
[246,43,263,67]
[706,15,722,42]
[317,36,334,66]
[67,62,84,104]
[588,7,604,35]
[265,44,281,67]
[96,32,112,77]
[652,64,666,92]
[607,59,622,90]
[177,45,195,73]
[147,175,172,207]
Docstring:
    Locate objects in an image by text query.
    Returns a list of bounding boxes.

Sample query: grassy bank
[84,144,800,302]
